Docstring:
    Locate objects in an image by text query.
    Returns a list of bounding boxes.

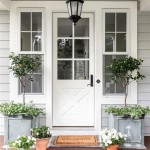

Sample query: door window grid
[57,18,90,80]
[103,11,128,95]
[19,11,44,94]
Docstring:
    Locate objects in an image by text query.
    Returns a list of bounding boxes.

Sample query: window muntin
[104,11,128,95]
[21,12,42,52]
[57,18,90,80]
[19,11,44,94]
[105,13,127,52]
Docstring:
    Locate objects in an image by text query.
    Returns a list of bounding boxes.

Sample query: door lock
[96,79,100,83]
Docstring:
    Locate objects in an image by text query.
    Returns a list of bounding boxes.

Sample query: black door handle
[87,75,93,87]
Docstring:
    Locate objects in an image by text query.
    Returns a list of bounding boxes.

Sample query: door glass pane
[32,12,42,31]
[32,74,42,93]
[21,12,31,31]
[75,39,89,58]
[117,13,126,32]
[105,33,115,52]
[21,32,31,51]
[75,18,89,37]
[74,60,89,80]
[32,32,42,51]
[58,18,72,37]
[105,13,115,32]
[58,39,72,58]
[58,61,72,80]
[116,33,126,52]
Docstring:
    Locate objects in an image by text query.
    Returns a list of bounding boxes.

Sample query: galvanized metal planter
[4,115,38,144]
[108,113,146,149]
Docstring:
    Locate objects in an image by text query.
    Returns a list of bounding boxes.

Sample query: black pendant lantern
[66,0,84,25]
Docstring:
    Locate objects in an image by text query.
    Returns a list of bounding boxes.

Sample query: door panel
[53,13,94,127]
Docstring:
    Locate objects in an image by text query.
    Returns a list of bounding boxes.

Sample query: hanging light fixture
[66,0,84,25]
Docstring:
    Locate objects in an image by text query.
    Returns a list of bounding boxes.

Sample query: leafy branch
[107,56,145,106]
[9,52,42,104]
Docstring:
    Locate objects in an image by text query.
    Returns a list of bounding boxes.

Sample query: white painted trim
[100,7,137,105]
[10,1,137,134]
[10,8,46,104]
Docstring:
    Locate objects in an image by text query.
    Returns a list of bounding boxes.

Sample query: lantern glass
[77,2,83,16]
[67,2,71,17]
[71,1,78,15]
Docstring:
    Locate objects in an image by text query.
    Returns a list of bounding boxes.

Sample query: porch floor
[0,136,150,150]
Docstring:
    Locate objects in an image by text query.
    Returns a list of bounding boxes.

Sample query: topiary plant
[107,56,145,106]
[9,52,41,105]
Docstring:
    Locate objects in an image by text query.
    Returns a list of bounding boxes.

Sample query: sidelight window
[103,10,129,95]
[19,11,44,94]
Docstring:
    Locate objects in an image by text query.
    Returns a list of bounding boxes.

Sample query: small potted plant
[1,52,43,144]
[99,128,127,150]
[8,135,36,150]
[31,126,52,150]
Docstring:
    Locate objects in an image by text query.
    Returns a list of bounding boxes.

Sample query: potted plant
[99,128,127,150]
[107,56,145,106]
[8,135,36,150]
[31,126,51,150]
[105,56,147,149]
[0,52,43,144]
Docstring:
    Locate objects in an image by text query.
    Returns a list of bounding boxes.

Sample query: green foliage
[107,56,145,85]
[31,126,51,139]
[9,52,42,104]
[8,135,36,150]
[107,56,145,106]
[105,105,150,119]
[9,52,41,78]
[0,101,45,118]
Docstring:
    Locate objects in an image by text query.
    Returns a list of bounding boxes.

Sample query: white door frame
[52,12,98,134]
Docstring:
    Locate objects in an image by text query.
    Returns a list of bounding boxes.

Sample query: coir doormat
[54,135,98,146]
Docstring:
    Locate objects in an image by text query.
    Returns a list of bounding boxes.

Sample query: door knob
[96,79,100,83]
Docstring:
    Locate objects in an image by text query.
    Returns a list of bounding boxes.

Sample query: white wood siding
[101,12,150,135]
[0,11,10,135]
[137,11,150,136]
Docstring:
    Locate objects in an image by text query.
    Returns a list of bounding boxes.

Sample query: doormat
[54,135,98,146]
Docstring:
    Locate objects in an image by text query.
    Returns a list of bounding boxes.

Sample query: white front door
[53,13,94,127]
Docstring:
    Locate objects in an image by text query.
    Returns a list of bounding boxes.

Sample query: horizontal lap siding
[138,12,150,136]
[0,11,10,135]
[101,12,150,136]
